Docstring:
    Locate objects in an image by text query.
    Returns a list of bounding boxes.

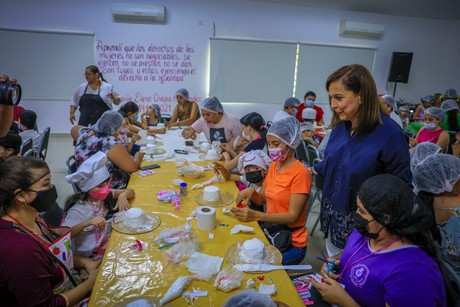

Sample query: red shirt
[296,103,324,123]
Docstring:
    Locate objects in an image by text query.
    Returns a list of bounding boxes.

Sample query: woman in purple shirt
[312,174,447,306]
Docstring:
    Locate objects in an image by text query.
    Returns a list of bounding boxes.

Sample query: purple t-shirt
[339,230,446,306]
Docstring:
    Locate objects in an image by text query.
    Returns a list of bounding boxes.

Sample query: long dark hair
[240,112,267,140]
[0,157,49,215]
[86,65,107,83]
[446,110,459,131]
[327,64,384,135]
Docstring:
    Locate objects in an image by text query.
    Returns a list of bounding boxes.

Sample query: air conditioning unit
[339,20,384,40]
[112,2,165,23]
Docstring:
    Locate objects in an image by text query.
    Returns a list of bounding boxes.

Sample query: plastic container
[180,182,188,196]
[180,217,198,253]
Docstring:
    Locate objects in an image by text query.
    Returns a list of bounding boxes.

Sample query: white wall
[1,0,458,132]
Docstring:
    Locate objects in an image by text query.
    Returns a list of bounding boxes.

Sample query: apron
[78,83,110,127]
[6,215,78,294]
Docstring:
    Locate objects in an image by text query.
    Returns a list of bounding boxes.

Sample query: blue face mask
[424,122,437,130]
[306,100,315,108]
[292,108,298,117]
[132,114,139,122]
[18,124,23,131]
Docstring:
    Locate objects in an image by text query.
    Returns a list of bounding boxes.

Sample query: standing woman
[0,157,99,306]
[313,64,411,256]
[70,65,121,126]
[235,117,311,265]
[165,88,200,128]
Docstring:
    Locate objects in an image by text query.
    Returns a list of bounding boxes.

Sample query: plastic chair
[66,155,81,193]
[310,157,324,237]
[295,141,310,166]
[38,126,51,160]
[19,138,33,156]
[306,144,319,167]
[22,148,35,157]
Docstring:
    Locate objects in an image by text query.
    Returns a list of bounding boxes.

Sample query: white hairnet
[302,108,316,120]
[223,290,276,307]
[440,99,459,112]
[283,97,300,108]
[410,142,441,172]
[201,96,224,113]
[413,154,460,194]
[237,149,272,174]
[91,110,124,135]
[151,103,162,119]
[176,88,189,100]
[300,122,315,132]
[421,95,434,103]
[381,95,397,110]
[444,88,458,99]
[424,106,445,122]
[267,116,301,148]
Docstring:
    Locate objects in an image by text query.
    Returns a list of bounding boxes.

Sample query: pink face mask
[268,146,287,162]
[89,184,111,201]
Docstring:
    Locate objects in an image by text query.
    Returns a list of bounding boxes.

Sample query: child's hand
[89,216,106,228]
[114,193,130,211]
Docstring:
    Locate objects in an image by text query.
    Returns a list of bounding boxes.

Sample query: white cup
[200,142,211,152]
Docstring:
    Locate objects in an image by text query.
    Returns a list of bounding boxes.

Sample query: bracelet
[60,293,70,307]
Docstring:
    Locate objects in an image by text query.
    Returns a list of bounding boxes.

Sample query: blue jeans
[282,246,307,265]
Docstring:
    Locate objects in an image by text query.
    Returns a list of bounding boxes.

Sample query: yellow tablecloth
[89,161,305,306]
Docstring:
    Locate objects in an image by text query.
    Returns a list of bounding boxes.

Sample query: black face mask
[27,185,58,213]
[245,170,264,184]
[353,212,382,240]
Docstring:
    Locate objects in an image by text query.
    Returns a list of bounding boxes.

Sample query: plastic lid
[180,182,187,187]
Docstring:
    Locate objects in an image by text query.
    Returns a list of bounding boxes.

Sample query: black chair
[295,141,309,166]
[22,148,35,157]
[66,155,81,193]
[446,131,456,155]
[266,121,273,129]
[19,138,33,156]
[38,126,51,160]
[306,144,319,166]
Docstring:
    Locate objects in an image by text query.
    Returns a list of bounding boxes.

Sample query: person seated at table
[71,110,144,189]
[413,94,435,122]
[220,112,267,171]
[311,174,446,307]
[63,152,134,260]
[117,111,141,155]
[0,156,100,306]
[451,129,460,157]
[120,101,164,135]
[234,117,311,265]
[398,105,411,128]
[409,106,450,152]
[181,96,241,144]
[440,99,460,132]
[224,289,288,307]
[215,150,272,209]
[413,154,460,225]
[141,103,162,127]
[410,141,441,173]
[0,129,21,159]
[300,122,320,148]
[272,97,300,123]
[19,110,41,156]
[380,95,403,129]
[165,88,200,128]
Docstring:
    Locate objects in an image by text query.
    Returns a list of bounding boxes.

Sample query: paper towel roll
[196,206,216,231]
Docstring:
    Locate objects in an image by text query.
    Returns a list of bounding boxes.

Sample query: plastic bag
[214,265,244,292]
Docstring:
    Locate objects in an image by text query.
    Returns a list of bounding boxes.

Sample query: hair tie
[260,125,264,130]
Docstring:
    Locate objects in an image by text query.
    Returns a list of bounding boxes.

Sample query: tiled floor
[47,134,326,272]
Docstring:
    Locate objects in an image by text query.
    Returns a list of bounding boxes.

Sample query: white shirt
[272,110,292,122]
[71,81,118,109]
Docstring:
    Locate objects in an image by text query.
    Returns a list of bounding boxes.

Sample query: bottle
[180,217,198,255]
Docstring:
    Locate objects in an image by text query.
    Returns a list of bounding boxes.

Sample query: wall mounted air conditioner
[339,20,384,40]
[112,2,165,23]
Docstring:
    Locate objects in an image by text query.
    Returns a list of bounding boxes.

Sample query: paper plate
[113,296,161,307]
[145,148,166,156]
[112,212,161,234]
[195,191,234,207]
[225,241,282,265]
[198,154,220,162]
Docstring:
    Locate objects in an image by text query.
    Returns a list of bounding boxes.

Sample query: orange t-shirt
[263,160,312,248]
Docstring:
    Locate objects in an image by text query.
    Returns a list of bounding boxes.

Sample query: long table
[89,134,306,306]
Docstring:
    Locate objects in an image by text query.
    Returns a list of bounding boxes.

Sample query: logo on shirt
[349,263,369,288]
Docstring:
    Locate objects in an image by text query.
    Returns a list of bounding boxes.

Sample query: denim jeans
[282,245,307,265]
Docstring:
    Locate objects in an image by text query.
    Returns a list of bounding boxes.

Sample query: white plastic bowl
[178,165,204,179]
